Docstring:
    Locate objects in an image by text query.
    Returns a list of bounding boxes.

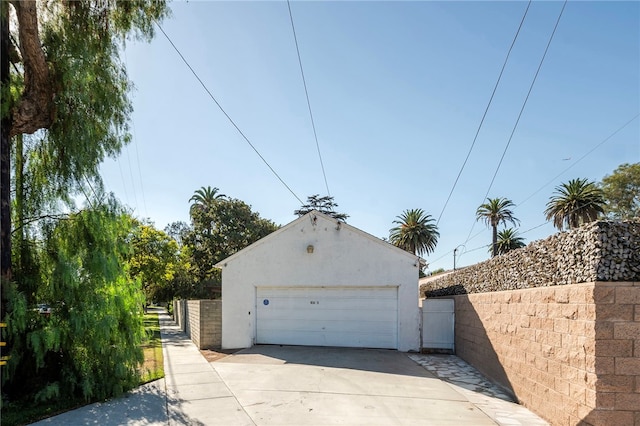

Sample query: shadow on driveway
[216,344,432,378]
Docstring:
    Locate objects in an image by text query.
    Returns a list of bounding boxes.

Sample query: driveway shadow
[216,344,432,378]
[30,379,204,426]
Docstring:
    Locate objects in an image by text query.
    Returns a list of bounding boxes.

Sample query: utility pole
[453,247,457,271]
[453,245,465,271]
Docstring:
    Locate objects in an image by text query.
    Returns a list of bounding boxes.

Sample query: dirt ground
[199,348,239,362]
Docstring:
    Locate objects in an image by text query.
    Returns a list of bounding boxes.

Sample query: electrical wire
[124,145,140,213]
[155,22,304,205]
[464,0,568,244]
[124,47,149,218]
[516,113,639,208]
[116,158,130,205]
[436,0,532,226]
[286,0,331,197]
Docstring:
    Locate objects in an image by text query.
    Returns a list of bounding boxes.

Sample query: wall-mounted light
[307,245,314,254]
[336,221,342,231]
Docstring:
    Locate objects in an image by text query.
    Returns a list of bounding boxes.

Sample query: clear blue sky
[100,0,639,271]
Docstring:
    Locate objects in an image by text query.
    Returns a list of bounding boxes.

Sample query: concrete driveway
[211,345,496,425]
[32,311,546,425]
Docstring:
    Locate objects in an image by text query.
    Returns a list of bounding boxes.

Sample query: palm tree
[389,209,440,257]
[492,228,525,255]
[189,186,225,216]
[476,197,520,258]
[544,178,605,230]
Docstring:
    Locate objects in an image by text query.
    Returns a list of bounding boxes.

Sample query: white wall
[219,213,420,352]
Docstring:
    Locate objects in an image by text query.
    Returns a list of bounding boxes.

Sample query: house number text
[310,301,320,305]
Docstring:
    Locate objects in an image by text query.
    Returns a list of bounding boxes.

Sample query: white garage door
[256,287,398,349]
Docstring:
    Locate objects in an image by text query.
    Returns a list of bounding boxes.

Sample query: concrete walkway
[32,309,547,425]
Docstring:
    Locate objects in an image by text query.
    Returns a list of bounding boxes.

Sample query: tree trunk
[15,134,24,272]
[9,0,54,137]
[1,1,12,281]
[492,224,498,258]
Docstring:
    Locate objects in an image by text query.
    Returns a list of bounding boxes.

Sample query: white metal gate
[422,299,455,351]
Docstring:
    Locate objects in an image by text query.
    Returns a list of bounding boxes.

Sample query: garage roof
[214,210,419,268]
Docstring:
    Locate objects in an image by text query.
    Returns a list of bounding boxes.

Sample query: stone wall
[422,221,640,425]
[591,282,640,426]
[451,282,640,425]
[172,299,222,349]
[421,221,639,297]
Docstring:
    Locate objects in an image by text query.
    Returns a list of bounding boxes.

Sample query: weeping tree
[1,0,168,280]
[0,0,169,405]
[3,196,146,402]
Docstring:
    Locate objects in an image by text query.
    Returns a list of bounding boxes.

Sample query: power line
[116,158,130,204]
[155,22,304,205]
[516,113,639,208]
[433,113,637,268]
[131,124,149,217]
[286,0,331,197]
[429,228,486,265]
[124,47,149,218]
[436,0,532,226]
[464,0,568,244]
[124,144,140,213]
[430,109,636,270]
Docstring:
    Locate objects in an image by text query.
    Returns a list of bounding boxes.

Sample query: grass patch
[2,311,165,425]
[0,397,94,426]
[140,310,164,382]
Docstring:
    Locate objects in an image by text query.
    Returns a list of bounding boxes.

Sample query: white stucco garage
[215,211,421,352]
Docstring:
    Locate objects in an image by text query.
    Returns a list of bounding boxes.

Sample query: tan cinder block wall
[177,300,222,349]
[452,281,639,426]
[186,300,200,347]
[589,282,639,426]
[199,300,222,349]
[173,300,186,331]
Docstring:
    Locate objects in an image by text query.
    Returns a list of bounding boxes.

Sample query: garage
[216,210,421,352]
[256,286,398,349]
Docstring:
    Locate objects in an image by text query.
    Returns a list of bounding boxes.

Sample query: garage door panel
[261,330,397,348]
[258,318,396,333]
[258,309,398,322]
[259,287,397,299]
[256,286,398,349]
[258,295,397,311]
[263,299,396,310]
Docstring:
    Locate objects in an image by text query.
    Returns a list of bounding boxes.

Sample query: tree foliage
[128,221,179,303]
[492,228,526,255]
[3,198,145,403]
[1,0,169,406]
[164,220,190,248]
[294,194,349,221]
[545,178,605,230]
[184,195,279,284]
[189,186,225,217]
[476,198,519,257]
[389,209,439,257]
[600,163,640,220]
[2,0,168,278]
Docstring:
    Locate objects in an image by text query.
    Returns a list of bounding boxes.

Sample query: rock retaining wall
[421,221,640,297]
[422,221,640,426]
